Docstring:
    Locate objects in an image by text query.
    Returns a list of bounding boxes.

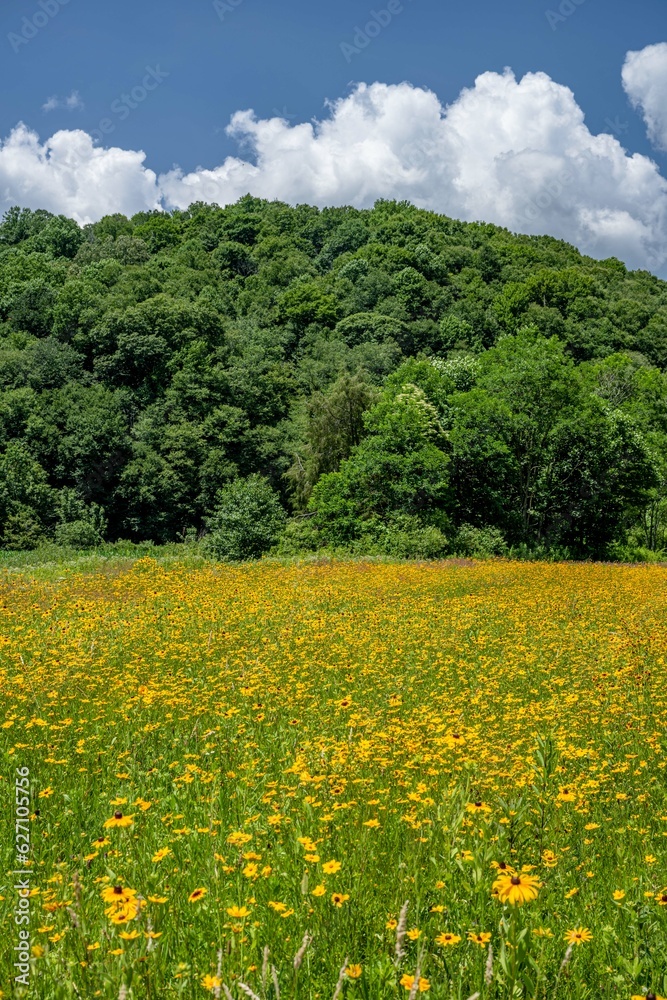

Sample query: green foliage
[309,382,452,549]
[453,523,509,557]
[0,442,53,547]
[54,488,108,548]
[286,373,378,508]
[204,475,287,561]
[1,197,667,560]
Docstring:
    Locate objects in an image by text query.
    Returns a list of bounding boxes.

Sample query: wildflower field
[2,557,667,1000]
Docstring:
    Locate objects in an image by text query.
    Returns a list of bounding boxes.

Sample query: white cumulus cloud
[0,125,160,224]
[1,57,667,276]
[623,42,667,152]
[161,70,667,275]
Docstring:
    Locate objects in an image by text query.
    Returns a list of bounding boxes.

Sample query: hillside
[1,197,666,558]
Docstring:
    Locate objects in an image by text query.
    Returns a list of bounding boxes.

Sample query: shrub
[453,523,508,558]
[205,476,287,562]
[2,508,45,551]
[274,518,324,557]
[54,520,104,550]
[351,514,449,560]
[55,489,107,549]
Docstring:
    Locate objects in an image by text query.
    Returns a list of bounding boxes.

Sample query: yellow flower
[363,819,380,828]
[118,930,141,941]
[109,903,141,925]
[322,860,342,875]
[557,787,576,803]
[227,832,252,846]
[331,893,350,907]
[202,975,222,991]
[312,885,326,897]
[493,872,540,906]
[226,905,250,918]
[406,929,421,941]
[400,974,430,993]
[103,812,134,829]
[613,890,626,901]
[188,888,208,903]
[346,965,362,979]
[101,886,137,905]
[468,932,492,947]
[87,942,100,951]
[565,888,579,899]
[31,945,45,958]
[38,787,53,799]
[152,848,171,863]
[564,927,593,946]
[435,932,461,946]
[148,895,168,904]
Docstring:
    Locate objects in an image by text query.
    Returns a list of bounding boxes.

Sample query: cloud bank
[2,45,667,276]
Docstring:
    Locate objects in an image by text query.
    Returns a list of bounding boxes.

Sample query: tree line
[1,197,666,560]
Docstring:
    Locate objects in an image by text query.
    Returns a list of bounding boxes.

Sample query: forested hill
[1,197,667,560]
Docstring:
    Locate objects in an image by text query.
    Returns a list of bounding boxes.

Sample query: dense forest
[1,197,666,561]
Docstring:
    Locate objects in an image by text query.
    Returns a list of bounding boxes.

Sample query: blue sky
[1,0,665,174]
[1,0,667,274]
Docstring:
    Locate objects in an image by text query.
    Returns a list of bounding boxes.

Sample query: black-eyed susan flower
[493,872,540,905]
[435,932,461,946]
[466,801,491,814]
[109,904,140,925]
[103,812,134,829]
[100,885,137,905]
[188,888,208,904]
[468,932,492,947]
[564,927,593,945]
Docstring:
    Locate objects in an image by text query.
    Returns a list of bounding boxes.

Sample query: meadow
[1,556,667,1000]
